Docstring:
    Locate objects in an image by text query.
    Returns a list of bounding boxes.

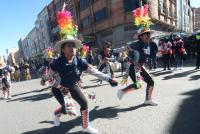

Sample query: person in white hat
[41,10,118,134]
[104,4,158,106]
[40,47,78,120]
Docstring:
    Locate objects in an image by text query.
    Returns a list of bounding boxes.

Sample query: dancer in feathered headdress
[39,47,55,86]
[41,5,118,134]
[54,11,80,51]
[80,45,89,58]
[43,47,54,60]
[102,4,158,106]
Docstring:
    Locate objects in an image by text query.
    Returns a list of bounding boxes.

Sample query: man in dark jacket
[195,39,200,70]
[148,38,158,70]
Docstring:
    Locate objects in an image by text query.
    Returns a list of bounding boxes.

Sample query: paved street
[0,66,200,134]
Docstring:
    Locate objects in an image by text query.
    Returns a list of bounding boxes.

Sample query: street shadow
[150,70,173,77]
[90,74,123,83]
[169,88,200,134]
[7,92,53,102]
[0,97,5,100]
[163,69,199,80]
[189,75,200,81]
[82,84,109,89]
[12,87,50,97]
[22,104,147,134]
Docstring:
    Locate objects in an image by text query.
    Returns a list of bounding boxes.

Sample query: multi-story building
[7,48,20,65]
[26,27,39,60]
[47,0,76,44]
[21,37,31,61]
[0,54,5,65]
[74,0,178,48]
[35,6,52,52]
[177,0,193,33]
[18,38,25,60]
[149,0,177,33]
[194,7,200,30]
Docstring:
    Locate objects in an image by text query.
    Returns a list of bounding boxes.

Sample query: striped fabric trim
[81,110,88,128]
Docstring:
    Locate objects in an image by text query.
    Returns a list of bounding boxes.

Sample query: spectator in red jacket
[161,38,172,71]
[173,35,186,70]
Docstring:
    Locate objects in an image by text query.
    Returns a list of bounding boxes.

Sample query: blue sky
[191,0,200,8]
[0,0,51,54]
[0,0,199,55]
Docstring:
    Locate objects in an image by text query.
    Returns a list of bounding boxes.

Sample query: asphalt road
[0,66,200,134]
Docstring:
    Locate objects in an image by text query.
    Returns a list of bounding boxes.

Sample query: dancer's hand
[121,74,128,85]
[40,80,45,86]
[109,78,118,87]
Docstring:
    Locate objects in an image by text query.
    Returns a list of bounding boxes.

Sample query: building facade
[35,6,52,52]
[18,38,25,60]
[194,7,200,30]
[149,0,177,33]
[74,0,178,48]
[21,37,31,61]
[177,0,193,33]
[26,27,39,60]
[7,48,20,65]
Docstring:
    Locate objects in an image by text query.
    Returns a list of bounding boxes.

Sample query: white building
[21,37,31,61]
[0,54,6,64]
[194,7,200,30]
[35,6,52,52]
[177,0,193,33]
[7,47,20,65]
[26,27,39,60]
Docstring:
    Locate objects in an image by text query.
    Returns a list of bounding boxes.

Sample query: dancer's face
[61,42,76,58]
[141,32,151,43]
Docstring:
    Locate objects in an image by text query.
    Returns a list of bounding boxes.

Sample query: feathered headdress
[80,45,89,58]
[132,4,152,34]
[54,10,81,51]
[43,47,54,59]
[56,11,78,39]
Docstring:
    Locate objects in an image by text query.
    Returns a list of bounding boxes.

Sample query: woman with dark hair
[173,36,186,70]
[98,42,115,78]
[161,38,172,71]
[86,50,94,65]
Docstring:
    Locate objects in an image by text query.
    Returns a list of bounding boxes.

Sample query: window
[55,2,61,12]
[42,32,45,38]
[163,2,167,14]
[92,0,98,3]
[124,25,136,31]
[50,8,54,17]
[123,0,138,12]
[169,6,173,17]
[80,16,91,28]
[123,0,147,12]
[100,30,113,37]
[79,0,89,11]
[94,8,107,23]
